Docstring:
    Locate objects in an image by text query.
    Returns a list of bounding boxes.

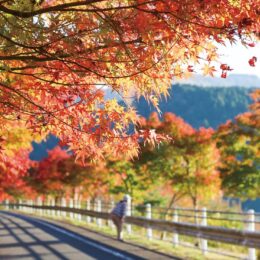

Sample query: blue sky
[218,42,259,76]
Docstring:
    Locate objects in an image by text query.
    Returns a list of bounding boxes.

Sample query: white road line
[18,214,135,260]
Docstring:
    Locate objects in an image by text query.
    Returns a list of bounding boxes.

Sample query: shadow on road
[0,211,141,259]
[0,211,178,260]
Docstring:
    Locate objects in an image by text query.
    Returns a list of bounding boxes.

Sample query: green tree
[107,159,151,202]
[138,112,221,210]
[216,90,260,199]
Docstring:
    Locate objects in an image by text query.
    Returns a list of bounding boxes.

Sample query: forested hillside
[136,84,254,129]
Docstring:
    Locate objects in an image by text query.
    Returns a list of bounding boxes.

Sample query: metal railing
[1,199,260,260]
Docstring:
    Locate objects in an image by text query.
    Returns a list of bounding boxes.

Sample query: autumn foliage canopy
[0,0,259,161]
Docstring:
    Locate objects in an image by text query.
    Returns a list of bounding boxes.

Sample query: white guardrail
[1,199,260,260]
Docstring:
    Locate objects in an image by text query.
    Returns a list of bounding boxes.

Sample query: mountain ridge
[135,84,254,129]
[174,74,260,88]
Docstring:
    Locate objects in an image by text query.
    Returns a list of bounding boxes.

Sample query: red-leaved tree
[0,0,258,160]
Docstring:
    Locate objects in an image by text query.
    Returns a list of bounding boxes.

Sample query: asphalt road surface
[0,211,175,260]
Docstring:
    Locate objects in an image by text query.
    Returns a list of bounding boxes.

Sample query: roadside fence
[2,198,260,260]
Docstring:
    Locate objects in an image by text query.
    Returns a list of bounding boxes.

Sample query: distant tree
[26,146,109,200]
[26,146,71,199]
[180,128,221,209]
[0,149,34,200]
[138,112,221,210]
[0,122,38,199]
[75,162,109,200]
[216,90,260,199]
[107,159,151,202]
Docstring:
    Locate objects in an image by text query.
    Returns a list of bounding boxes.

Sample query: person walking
[111,195,130,241]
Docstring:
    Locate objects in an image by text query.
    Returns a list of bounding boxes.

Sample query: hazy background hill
[135,84,254,129]
[175,74,260,88]
[30,135,59,161]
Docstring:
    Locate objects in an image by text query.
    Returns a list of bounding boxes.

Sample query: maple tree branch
[60,0,158,13]
[0,54,65,62]
[0,65,39,71]
[0,0,157,18]
[0,82,45,111]
[0,0,10,4]
[0,38,143,63]
[0,100,37,116]
[0,32,45,51]
[0,82,86,132]
[0,0,105,18]
[93,7,139,69]
[0,81,134,140]
[135,6,226,30]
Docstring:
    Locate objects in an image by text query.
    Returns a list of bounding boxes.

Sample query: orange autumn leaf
[0,0,258,161]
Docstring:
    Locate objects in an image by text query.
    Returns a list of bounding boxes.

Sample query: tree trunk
[192,197,198,225]
[160,193,179,240]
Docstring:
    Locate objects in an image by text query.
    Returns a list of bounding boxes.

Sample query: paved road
[0,211,175,260]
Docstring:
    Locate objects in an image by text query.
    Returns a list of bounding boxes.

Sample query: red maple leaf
[248,56,257,67]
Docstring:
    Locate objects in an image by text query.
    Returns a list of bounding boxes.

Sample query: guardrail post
[126,196,132,234]
[15,200,18,210]
[94,199,97,223]
[29,200,33,214]
[74,199,78,220]
[32,199,36,214]
[25,200,31,213]
[173,209,179,246]
[42,199,46,215]
[247,209,256,260]
[69,198,74,219]
[4,199,9,210]
[96,199,102,227]
[47,198,51,216]
[77,200,82,221]
[201,207,208,254]
[34,199,37,214]
[20,200,23,211]
[23,200,26,212]
[38,197,43,216]
[56,198,59,217]
[73,199,76,219]
[18,199,22,211]
[30,200,34,214]
[146,203,152,240]
[86,199,91,223]
[35,197,40,213]
[16,200,19,210]
[26,200,29,213]
[61,198,66,218]
[51,198,55,217]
